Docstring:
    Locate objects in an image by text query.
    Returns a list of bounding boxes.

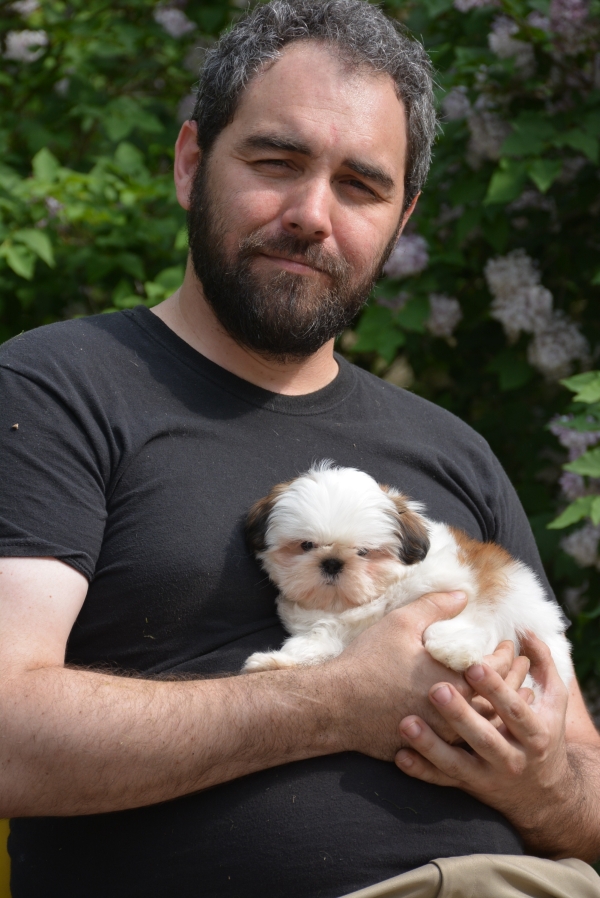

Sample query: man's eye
[301,541,315,551]
[344,179,376,197]
[357,548,368,556]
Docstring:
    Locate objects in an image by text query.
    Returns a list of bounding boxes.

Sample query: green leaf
[561,372,600,403]
[584,112,600,137]
[487,351,533,390]
[0,243,36,279]
[421,0,454,17]
[174,227,188,251]
[592,269,600,286]
[113,142,147,175]
[565,447,600,478]
[32,147,59,182]
[116,252,145,281]
[103,98,163,142]
[154,265,184,290]
[548,496,597,529]
[13,229,55,267]
[527,159,562,193]
[553,130,599,164]
[352,305,406,364]
[502,117,556,157]
[484,161,527,205]
[396,295,429,333]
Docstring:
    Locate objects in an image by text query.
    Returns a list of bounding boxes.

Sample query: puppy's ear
[380,486,430,566]
[245,481,291,555]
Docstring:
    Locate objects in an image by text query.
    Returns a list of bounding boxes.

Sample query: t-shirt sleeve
[0,365,108,579]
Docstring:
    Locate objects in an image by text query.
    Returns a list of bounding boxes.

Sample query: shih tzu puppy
[243,462,572,688]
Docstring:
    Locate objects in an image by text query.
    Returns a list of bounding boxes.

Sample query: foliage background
[1,0,599,688]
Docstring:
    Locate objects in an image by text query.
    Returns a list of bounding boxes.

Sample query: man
[1,1,599,896]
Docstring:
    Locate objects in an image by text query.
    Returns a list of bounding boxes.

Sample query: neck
[151,259,339,396]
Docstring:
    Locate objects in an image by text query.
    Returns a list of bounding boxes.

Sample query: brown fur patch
[380,485,430,565]
[245,481,293,554]
[449,526,512,605]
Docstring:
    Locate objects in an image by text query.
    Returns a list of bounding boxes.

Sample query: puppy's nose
[321,557,344,577]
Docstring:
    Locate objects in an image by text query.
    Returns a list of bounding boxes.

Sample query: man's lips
[257,252,326,275]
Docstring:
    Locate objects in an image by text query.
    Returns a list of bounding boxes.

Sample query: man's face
[186,41,410,360]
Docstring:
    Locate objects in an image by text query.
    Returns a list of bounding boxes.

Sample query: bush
[1,0,599,682]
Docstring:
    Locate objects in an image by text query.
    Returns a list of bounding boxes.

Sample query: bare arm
[396,635,600,862]
[1,557,500,818]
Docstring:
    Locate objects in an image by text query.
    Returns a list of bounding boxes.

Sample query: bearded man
[1,2,600,897]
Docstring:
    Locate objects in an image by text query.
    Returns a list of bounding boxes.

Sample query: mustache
[236,231,351,281]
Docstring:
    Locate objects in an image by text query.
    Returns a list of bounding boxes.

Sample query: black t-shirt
[1,306,545,898]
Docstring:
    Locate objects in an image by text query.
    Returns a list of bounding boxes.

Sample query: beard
[187,160,400,361]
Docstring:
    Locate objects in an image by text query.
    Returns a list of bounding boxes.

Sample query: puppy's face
[246,465,429,612]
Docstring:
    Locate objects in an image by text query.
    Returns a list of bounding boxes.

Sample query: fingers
[483,640,515,680]
[396,714,480,786]
[463,663,547,745]
[399,591,468,631]
[519,633,567,700]
[504,654,531,692]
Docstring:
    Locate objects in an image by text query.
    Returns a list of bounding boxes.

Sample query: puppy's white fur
[243,462,572,689]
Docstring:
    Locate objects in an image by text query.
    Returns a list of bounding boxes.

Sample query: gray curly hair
[191,0,437,211]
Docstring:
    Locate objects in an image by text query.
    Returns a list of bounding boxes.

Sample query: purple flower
[383,235,428,279]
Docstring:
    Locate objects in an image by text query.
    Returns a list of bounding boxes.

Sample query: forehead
[224,41,407,175]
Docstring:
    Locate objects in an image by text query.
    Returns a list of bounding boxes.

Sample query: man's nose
[280,178,334,241]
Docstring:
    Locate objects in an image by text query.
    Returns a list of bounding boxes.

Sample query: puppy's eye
[357,548,368,557]
[301,541,315,552]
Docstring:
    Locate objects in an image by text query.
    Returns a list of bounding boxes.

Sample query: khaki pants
[342,855,600,898]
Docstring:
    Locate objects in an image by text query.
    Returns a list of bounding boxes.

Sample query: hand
[395,633,580,856]
[329,591,523,760]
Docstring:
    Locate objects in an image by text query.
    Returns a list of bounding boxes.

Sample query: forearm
[517,742,600,862]
[0,664,342,817]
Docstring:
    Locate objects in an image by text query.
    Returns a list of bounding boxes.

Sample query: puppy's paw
[243,651,299,672]
[423,622,487,672]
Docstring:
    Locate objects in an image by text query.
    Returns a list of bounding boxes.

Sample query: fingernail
[431,685,452,705]
[397,751,414,768]
[450,591,466,599]
[467,664,485,682]
[401,721,422,739]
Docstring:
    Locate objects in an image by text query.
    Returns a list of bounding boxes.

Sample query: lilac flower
[383,235,428,279]
[560,523,600,568]
[550,0,588,35]
[426,294,463,338]
[10,0,39,15]
[153,7,196,39]
[467,99,512,166]
[549,417,600,460]
[488,16,535,75]
[3,29,48,62]
[454,0,496,11]
[558,471,587,501]
[45,197,63,217]
[376,291,410,311]
[442,87,471,122]
[527,313,589,380]
[485,250,553,340]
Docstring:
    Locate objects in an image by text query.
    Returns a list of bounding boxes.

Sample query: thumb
[400,590,467,632]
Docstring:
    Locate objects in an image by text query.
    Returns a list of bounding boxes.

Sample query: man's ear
[398,191,420,234]
[174,120,201,211]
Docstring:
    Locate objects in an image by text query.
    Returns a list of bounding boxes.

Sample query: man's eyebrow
[237,134,314,156]
[345,159,396,194]
[238,133,397,194]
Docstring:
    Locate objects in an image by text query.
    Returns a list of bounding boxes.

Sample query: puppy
[243,462,572,689]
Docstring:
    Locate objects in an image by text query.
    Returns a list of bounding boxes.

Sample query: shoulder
[347,360,493,459]
[0,311,137,381]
